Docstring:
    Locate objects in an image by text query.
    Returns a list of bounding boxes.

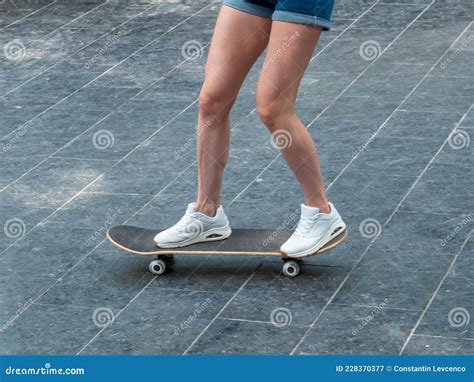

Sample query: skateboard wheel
[149,259,166,275]
[282,260,300,278]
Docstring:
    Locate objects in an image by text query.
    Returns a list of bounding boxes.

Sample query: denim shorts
[223,0,335,30]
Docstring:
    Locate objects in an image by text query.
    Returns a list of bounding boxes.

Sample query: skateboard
[106,226,347,278]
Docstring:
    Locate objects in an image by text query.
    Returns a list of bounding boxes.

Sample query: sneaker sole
[281,223,347,259]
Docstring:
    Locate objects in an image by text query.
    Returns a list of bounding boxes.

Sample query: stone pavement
[0,0,472,354]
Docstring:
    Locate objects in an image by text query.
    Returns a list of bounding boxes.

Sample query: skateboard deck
[107,225,347,277]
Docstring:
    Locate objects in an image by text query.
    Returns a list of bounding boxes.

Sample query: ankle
[306,201,330,214]
[196,201,219,217]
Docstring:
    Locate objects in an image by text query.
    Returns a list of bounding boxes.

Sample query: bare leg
[256,22,330,213]
[197,6,271,216]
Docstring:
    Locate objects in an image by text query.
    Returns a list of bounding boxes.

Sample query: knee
[199,86,233,119]
[256,88,290,128]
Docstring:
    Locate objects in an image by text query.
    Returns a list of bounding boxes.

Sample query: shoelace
[174,214,195,232]
[294,215,319,236]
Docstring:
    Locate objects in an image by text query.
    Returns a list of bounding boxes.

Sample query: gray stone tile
[401,76,473,114]
[226,199,298,230]
[34,100,112,142]
[67,2,213,70]
[415,240,473,339]
[68,84,141,112]
[65,3,156,32]
[0,192,53,247]
[221,261,349,326]
[0,225,100,280]
[44,192,151,230]
[0,0,55,11]
[347,135,446,177]
[403,335,474,354]
[119,94,198,130]
[228,116,270,146]
[332,0,378,20]
[296,72,355,125]
[314,114,370,145]
[459,108,474,128]
[416,0,473,25]
[451,29,474,51]
[344,62,431,103]
[0,155,51,189]
[141,255,263,294]
[126,183,200,228]
[232,169,302,205]
[0,125,62,158]
[328,169,418,223]
[2,63,106,112]
[433,131,473,165]
[319,95,398,129]
[84,148,191,195]
[0,101,37,135]
[351,3,427,29]
[401,162,473,215]
[187,319,307,354]
[310,28,399,75]
[380,22,469,66]
[38,249,154,310]
[0,303,105,354]
[82,287,230,354]
[4,157,115,208]
[2,3,106,38]
[430,51,474,78]
[0,274,51,327]
[53,112,159,161]
[296,304,420,354]
[370,211,471,257]
[332,244,454,310]
[377,110,461,139]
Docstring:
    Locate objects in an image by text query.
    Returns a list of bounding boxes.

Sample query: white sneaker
[154,203,232,248]
[280,202,346,258]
